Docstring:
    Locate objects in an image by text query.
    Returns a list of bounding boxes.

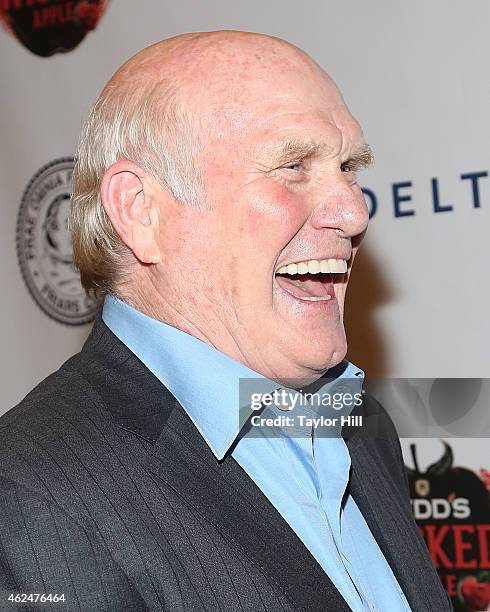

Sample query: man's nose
[309,185,369,238]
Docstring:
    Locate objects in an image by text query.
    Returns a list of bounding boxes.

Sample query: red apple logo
[76,1,101,31]
[0,0,109,57]
[458,573,490,611]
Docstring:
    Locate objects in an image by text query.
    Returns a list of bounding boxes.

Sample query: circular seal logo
[17,158,100,325]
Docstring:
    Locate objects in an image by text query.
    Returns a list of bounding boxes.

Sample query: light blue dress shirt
[103,295,411,612]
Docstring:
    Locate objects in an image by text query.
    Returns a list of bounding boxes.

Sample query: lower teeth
[300,295,332,302]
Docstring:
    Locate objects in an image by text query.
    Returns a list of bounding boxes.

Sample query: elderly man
[0,31,450,612]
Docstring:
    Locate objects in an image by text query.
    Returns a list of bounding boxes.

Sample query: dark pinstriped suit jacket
[0,317,452,611]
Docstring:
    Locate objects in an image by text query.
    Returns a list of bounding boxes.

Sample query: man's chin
[270,342,348,388]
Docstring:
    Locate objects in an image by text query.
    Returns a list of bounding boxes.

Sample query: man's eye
[282,161,303,171]
[340,161,360,185]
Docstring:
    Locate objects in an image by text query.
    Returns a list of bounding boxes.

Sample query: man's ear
[100,160,162,264]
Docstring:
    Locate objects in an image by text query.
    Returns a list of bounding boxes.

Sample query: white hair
[70,79,202,295]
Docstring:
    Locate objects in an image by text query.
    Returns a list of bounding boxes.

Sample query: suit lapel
[347,433,450,611]
[148,402,351,612]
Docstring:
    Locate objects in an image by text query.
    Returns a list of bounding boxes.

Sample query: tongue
[276,273,333,298]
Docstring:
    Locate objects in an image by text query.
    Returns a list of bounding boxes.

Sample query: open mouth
[274,258,347,302]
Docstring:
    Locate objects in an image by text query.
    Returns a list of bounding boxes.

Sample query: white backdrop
[1,2,488,608]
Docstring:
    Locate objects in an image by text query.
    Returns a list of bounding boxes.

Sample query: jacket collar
[101,295,364,459]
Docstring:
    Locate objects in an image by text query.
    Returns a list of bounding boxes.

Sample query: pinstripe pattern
[0,318,452,611]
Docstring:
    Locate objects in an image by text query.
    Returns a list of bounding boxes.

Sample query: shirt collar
[102,294,364,459]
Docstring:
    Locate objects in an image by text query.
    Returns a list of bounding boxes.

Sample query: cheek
[244,182,306,238]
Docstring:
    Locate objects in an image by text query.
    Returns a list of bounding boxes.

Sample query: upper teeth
[276,259,347,275]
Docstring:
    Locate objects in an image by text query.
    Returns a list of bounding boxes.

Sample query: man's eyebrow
[269,139,374,168]
[346,143,374,168]
[271,139,329,165]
